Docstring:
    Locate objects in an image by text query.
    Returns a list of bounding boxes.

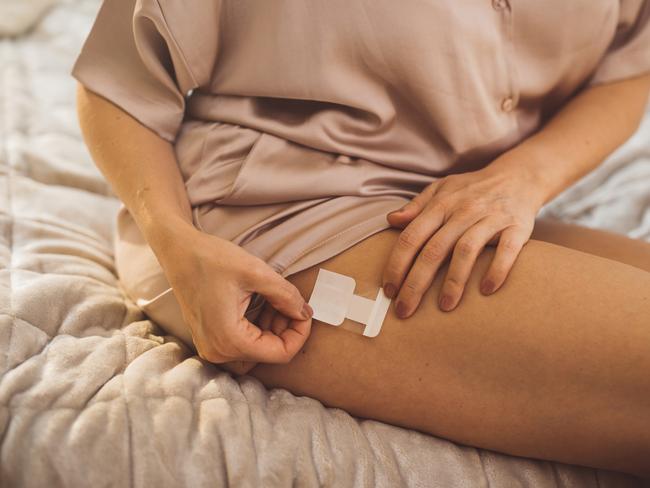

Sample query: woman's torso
[172,0,621,208]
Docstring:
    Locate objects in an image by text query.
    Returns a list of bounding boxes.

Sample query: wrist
[139,212,199,258]
[485,142,557,208]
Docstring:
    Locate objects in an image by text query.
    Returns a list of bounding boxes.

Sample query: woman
[71,0,650,477]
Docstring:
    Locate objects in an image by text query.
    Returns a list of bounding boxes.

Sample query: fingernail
[480,280,495,295]
[388,208,404,216]
[302,302,313,319]
[395,301,409,319]
[384,283,397,299]
[439,294,454,311]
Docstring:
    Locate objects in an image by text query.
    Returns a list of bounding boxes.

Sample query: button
[501,96,515,112]
[492,0,509,11]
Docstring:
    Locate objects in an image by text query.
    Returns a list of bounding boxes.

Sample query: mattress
[0,1,648,486]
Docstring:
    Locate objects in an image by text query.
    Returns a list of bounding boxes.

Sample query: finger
[235,316,312,364]
[195,327,267,369]
[386,180,440,227]
[382,200,447,299]
[395,211,479,318]
[219,360,259,377]
[195,339,233,364]
[485,228,503,247]
[271,312,291,336]
[245,261,313,322]
[480,226,530,295]
[256,301,277,331]
[438,217,502,312]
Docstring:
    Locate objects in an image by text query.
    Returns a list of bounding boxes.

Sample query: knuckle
[502,215,518,226]
[501,238,520,253]
[427,199,447,215]
[456,239,476,258]
[445,275,465,291]
[400,280,421,301]
[420,240,445,265]
[397,228,418,251]
[457,201,477,215]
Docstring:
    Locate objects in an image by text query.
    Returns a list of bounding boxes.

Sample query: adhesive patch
[307,268,391,338]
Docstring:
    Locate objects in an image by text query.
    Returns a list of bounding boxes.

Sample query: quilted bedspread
[0,1,648,486]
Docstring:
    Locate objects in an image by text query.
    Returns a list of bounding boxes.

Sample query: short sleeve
[587,0,650,87]
[71,0,219,143]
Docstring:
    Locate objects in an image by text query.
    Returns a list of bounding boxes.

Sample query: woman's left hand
[382,160,547,318]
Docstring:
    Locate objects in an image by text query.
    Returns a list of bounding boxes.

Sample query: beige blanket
[0,1,647,486]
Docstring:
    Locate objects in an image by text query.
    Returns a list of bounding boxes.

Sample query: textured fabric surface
[0,0,59,37]
[0,1,648,487]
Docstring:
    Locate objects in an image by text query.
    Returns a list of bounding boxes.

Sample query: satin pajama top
[71,0,650,278]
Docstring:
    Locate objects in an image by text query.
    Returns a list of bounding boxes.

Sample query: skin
[76,71,650,476]
[249,225,650,477]
[382,73,650,318]
[76,83,312,371]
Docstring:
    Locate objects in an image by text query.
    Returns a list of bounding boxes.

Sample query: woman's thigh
[247,228,650,477]
[530,217,650,273]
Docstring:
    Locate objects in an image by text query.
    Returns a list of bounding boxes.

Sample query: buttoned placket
[493,0,520,116]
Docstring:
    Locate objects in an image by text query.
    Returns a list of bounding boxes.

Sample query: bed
[0,1,648,486]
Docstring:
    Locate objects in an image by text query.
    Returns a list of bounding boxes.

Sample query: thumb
[247,264,313,321]
[387,181,440,227]
[236,316,312,364]
[386,196,426,227]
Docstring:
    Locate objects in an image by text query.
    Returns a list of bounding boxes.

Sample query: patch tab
[308,268,391,338]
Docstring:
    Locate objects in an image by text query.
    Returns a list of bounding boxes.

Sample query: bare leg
[247,227,650,478]
[531,217,650,273]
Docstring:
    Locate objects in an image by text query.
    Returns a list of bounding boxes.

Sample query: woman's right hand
[76,84,313,373]
[154,225,314,372]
